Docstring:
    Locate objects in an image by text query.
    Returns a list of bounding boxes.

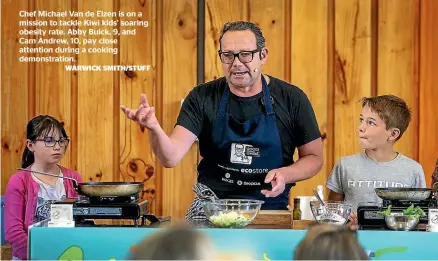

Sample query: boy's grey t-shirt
[326,152,426,211]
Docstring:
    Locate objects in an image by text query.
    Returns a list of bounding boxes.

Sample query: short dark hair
[219,20,266,51]
[360,95,412,141]
[22,115,68,168]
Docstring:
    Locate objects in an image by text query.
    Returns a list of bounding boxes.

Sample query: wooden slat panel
[204,0,248,82]
[119,0,158,213]
[161,0,198,219]
[334,1,372,161]
[377,0,419,159]
[34,0,73,169]
[77,0,114,182]
[1,0,29,194]
[248,0,285,80]
[290,0,329,200]
[419,0,438,186]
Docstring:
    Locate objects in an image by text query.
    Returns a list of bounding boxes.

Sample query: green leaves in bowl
[379,204,426,219]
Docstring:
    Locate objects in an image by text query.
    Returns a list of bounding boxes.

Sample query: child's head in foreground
[358,94,411,150]
[294,224,369,260]
[128,225,218,260]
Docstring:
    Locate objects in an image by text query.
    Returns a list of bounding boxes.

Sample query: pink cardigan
[4,165,82,260]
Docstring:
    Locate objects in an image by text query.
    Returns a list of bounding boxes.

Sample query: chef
[121,21,323,222]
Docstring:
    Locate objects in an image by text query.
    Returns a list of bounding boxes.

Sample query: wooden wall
[1,0,437,220]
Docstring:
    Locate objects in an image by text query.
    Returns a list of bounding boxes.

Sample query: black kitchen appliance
[357,198,437,230]
[52,194,169,227]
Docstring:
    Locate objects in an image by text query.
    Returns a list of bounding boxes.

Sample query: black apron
[186,76,293,223]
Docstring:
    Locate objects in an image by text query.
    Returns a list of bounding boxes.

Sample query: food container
[202,199,264,228]
[384,213,419,231]
[310,200,351,225]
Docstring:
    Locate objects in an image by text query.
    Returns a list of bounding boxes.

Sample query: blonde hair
[128,225,217,260]
[294,224,369,260]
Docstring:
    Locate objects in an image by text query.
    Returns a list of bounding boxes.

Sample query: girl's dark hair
[22,115,68,168]
[294,224,369,260]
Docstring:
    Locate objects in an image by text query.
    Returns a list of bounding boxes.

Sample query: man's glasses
[35,137,70,147]
[218,49,260,64]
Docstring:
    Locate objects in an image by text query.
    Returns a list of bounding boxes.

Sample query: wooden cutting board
[249,210,317,229]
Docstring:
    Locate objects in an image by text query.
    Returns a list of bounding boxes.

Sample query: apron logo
[230,143,260,164]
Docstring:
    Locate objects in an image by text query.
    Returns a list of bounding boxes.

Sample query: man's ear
[260,48,268,63]
[388,128,400,142]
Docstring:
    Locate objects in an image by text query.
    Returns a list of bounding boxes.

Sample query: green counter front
[29,226,438,260]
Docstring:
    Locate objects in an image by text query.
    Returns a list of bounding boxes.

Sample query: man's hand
[121,94,160,130]
[261,169,286,197]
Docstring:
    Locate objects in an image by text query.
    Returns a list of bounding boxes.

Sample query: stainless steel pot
[19,168,144,197]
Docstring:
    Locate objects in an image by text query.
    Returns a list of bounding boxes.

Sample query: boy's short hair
[360,95,412,141]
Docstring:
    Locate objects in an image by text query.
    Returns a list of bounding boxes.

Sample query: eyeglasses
[34,137,70,147]
[218,49,260,64]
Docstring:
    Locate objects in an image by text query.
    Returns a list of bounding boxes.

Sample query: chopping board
[249,210,317,229]
[249,210,292,229]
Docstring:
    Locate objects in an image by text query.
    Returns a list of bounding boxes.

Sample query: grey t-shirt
[326,152,426,211]
[31,171,66,223]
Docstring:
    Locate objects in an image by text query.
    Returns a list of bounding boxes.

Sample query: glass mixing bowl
[310,200,352,225]
[202,199,264,228]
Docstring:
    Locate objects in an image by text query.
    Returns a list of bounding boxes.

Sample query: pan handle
[17,168,79,188]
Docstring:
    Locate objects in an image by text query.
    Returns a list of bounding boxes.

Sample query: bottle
[317,185,324,201]
[293,198,302,220]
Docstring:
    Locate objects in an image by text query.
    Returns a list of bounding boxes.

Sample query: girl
[4,115,83,260]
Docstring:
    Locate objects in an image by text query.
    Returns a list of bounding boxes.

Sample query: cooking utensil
[375,188,434,201]
[311,189,334,219]
[312,189,325,207]
[18,168,144,197]
[384,213,419,231]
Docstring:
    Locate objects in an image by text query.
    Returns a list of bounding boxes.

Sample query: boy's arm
[326,160,345,197]
[328,190,345,201]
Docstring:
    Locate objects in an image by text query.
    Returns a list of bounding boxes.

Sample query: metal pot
[375,187,434,201]
[19,168,144,197]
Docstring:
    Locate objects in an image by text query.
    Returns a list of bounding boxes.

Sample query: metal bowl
[384,213,420,231]
[202,199,264,228]
[310,200,352,225]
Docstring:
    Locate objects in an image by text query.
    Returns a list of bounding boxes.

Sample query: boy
[326,95,426,224]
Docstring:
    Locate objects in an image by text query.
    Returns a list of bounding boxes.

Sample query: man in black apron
[121,21,323,224]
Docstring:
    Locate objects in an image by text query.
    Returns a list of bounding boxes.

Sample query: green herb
[403,204,426,219]
[379,204,426,219]
[378,205,392,216]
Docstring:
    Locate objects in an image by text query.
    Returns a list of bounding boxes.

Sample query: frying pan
[18,168,144,197]
[375,187,436,201]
